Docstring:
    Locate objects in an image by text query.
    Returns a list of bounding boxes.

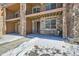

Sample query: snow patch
[2,37,79,56]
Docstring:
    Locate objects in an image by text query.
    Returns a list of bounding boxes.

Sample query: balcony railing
[26,4,63,15]
[6,14,20,19]
[6,11,20,20]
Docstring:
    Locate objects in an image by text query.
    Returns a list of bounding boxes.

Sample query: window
[57,3,63,8]
[45,20,51,28]
[32,6,40,13]
[45,3,56,10]
[51,3,56,9]
[45,19,56,29]
[51,20,56,28]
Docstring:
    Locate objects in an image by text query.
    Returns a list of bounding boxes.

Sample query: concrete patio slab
[0,34,25,44]
[27,34,63,41]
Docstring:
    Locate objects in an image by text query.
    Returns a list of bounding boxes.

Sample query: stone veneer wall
[64,4,79,38]
[40,17,62,35]
[66,4,79,43]
[66,4,74,38]
[72,4,79,38]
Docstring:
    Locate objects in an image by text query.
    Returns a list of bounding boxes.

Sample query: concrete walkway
[0,38,28,55]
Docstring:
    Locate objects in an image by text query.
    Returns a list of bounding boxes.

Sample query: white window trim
[32,6,40,13]
[44,18,57,30]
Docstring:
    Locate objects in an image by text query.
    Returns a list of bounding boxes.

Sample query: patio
[0,33,64,44]
[27,34,63,41]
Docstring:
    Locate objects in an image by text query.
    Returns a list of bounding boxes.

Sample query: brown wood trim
[26,8,64,17]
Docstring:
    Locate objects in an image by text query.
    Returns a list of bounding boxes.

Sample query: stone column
[20,3,26,36]
[62,4,68,39]
[73,4,79,38]
[67,4,74,38]
[3,7,6,34]
[0,6,6,36]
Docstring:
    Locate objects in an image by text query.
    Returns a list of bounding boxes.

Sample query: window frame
[45,18,56,30]
[45,3,56,10]
[32,6,40,13]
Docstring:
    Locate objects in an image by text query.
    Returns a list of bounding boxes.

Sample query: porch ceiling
[7,3,20,12]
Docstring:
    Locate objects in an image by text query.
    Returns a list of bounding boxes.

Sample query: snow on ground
[2,37,79,56]
[0,34,25,44]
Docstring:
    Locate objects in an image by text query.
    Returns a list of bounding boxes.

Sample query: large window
[45,20,51,28]
[45,19,56,29]
[32,6,40,13]
[45,3,56,10]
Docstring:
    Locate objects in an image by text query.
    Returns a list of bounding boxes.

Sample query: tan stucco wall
[26,18,32,34]
[26,3,41,15]
[0,7,4,36]
[6,20,19,33]
[0,17,3,35]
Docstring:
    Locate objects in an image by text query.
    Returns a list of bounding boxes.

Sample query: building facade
[0,3,79,39]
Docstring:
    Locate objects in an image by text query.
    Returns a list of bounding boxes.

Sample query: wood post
[20,3,26,36]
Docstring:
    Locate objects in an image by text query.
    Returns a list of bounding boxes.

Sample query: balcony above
[26,8,64,18]
[6,7,64,21]
[26,3,63,15]
[6,3,63,21]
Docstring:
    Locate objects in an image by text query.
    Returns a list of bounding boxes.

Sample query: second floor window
[57,3,63,8]
[45,3,56,10]
[32,6,40,13]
